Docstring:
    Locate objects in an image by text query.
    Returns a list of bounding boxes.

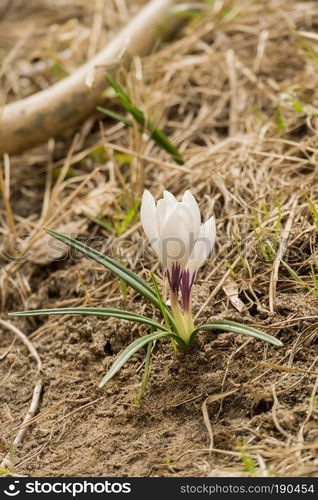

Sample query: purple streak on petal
[180,269,196,312]
[166,262,182,293]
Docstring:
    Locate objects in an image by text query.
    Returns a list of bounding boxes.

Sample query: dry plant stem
[271,384,295,442]
[0,154,16,237]
[201,388,242,454]
[194,254,241,319]
[269,195,298,313]
[0,164,100,308]
[0,0,186,156]
[296,374,318,463]
[0,319,42,471]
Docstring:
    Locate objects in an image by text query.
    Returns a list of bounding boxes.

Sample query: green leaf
[0,467,12,475]
[305,194,318,230]
[134,339,153,405]
[292,99,303,113]
[276,101,285,132]
[45,229,155,303]
[86,144,108,162]
[150,273,173,331]
[114,153,132,164]
[117,199,140,235]
[299,37,318,67]
[9,307,169,332]
[170,3,207,18]
[97,106,132,126]
[192,319,283,346]
[104,74,184,165]
[281,260,310,289]
[84,212,115,233]
[43,229,176,328]
[119,277,128,299]
[99,330,182,387]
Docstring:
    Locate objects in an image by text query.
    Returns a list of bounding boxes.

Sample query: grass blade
[9,307,169,332]
[134,339,153,405]
[150,272,178,347]
[44,229,176,326]
[84,212,115,233]
[0,467,12,475]
[105,74,184,165]
[44,229,155,303]
[117,199,140,236]
[150,273,175,331]
[99,330,181,387]
[97,106,132,126]
[305,194,318,230]
[193,319,283,346]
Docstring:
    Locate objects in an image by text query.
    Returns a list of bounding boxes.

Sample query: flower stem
[170,291,194,345]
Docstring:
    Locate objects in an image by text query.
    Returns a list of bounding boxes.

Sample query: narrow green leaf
[97,106,132,126]
[45,229,156,304]
[84,212,115,233]
[105,74,184,165]
[305,194,318,230]
[114,153,132,164]
[99,330,182,387]
[117,199,140,235]
[170,4,206,18]
[106,74,131,101]
[43,229,175,327]
[0,467,12,475]
[193,319,283,346]
[292,99,303,113]
[119,277,128,299]
[86,144,108,162]
[150,273,175,332]
[9,307,169,332]
[299,38,318,67]
[281,261,309,288]
[276,101,285,132]
[134,339,153,405]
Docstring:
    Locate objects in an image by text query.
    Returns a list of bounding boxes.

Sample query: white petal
[181,190,201,242]
[187,216,216,274]
[140,190,160,255]
[163,190,177,204]
[156,196,176,237]
[160,203,193,271]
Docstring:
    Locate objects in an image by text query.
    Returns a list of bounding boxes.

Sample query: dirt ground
[1,0,318,477]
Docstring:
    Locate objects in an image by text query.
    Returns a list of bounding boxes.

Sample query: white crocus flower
[140,189,216,341]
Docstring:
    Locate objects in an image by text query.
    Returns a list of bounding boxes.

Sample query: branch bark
[0,319,43,471]
[0,0,184,156]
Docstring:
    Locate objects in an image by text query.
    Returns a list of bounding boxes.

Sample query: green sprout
[98,74,184,165]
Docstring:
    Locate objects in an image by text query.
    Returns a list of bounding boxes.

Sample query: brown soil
[1,0,318,478]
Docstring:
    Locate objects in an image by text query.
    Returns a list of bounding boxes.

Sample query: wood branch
[0,319,43,471]
[0,0,185,156]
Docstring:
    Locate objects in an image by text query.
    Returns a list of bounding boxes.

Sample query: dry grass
[1,0,318,477]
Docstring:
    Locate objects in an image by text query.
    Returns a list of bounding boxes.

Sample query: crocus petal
[140,189,160,256]
[187,215,216,274]
[180,268,196,312]
[181,190,201,242]
[160,203,193,271]
[156,191,177,237]
[167,261,182,293]
[140,188,217,290]
[156,197,176,237]
[163,190,177,204]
